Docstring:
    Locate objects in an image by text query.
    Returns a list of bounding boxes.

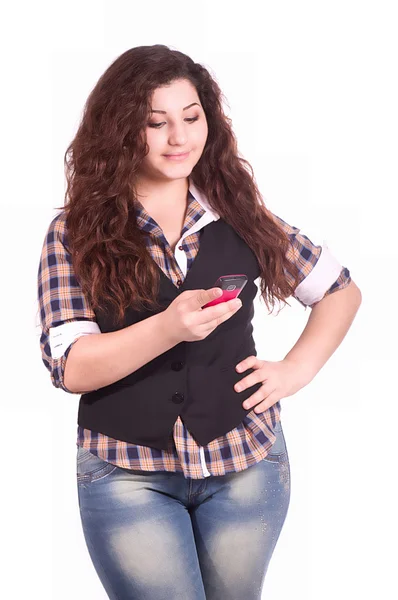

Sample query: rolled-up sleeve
[37,213,101,393]
[271,212,352,309]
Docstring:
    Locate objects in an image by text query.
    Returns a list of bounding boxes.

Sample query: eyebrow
[150,102,201,114]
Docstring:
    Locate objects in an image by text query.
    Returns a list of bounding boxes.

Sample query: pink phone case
[202,274,248,308]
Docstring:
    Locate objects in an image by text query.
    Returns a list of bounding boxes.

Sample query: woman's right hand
[161,288,243,344]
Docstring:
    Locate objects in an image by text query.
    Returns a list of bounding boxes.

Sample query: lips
[163,151,190,161]
[164,151,190,157]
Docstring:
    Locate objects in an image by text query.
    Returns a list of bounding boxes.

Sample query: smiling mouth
[164,151,190,156]
[163,151,191,160]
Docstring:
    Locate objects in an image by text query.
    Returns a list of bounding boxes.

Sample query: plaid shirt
[37,178,351,479]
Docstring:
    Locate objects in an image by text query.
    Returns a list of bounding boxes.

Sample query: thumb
[196,287,222,308]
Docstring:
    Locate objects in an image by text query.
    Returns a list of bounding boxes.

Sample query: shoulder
[268,210,301,237]
[43,210,69,250]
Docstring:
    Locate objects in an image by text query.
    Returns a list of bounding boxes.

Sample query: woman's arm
[283,280,362,384]
[64,312,177,394]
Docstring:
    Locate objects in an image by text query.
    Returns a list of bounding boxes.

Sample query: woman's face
[138,79,208,182]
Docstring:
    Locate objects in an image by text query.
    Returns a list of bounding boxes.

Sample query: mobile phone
[202,274,248,308]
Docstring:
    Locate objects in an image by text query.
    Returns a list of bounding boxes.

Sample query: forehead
[150,79,200,109]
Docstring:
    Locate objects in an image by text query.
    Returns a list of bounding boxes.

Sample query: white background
[1,0,397,598]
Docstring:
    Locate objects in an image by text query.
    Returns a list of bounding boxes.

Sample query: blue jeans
[76,419,291,600]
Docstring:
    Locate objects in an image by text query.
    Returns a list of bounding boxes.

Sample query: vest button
[171,392,184,404]
[171,361,184,371]
[176,279,182,286]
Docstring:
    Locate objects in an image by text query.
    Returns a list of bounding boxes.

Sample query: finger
[252,390,280,413]
[234,371,262,393]
[242,384,267,409]
[202,298,242,328]
[236,356,260,372]
[196,287,222,309]
[253,400,271,414]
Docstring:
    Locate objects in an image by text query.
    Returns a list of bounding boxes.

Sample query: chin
[161,162,194,174]
[166,170,193,180]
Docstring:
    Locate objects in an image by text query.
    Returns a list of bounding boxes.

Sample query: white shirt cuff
[294,243,343,306]
[49,321,101,360]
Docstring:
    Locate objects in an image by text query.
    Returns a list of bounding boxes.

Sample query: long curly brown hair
[55,44,301,327]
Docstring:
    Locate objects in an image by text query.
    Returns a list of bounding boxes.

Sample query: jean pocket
[262,420,288,463]
[76,446,118,484]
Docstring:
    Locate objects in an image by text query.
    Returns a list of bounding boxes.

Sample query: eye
[148,116,199,129]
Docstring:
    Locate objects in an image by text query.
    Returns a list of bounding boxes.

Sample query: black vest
[77,218,264,451]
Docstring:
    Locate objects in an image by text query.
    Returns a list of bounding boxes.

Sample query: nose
[167,122,188,146]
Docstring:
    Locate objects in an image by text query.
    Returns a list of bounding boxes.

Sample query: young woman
[37,45,361,599]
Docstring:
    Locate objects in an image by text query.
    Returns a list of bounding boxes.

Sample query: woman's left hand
[234,356,311,414]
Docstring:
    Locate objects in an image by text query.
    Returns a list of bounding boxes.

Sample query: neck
[134,176,189,212]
